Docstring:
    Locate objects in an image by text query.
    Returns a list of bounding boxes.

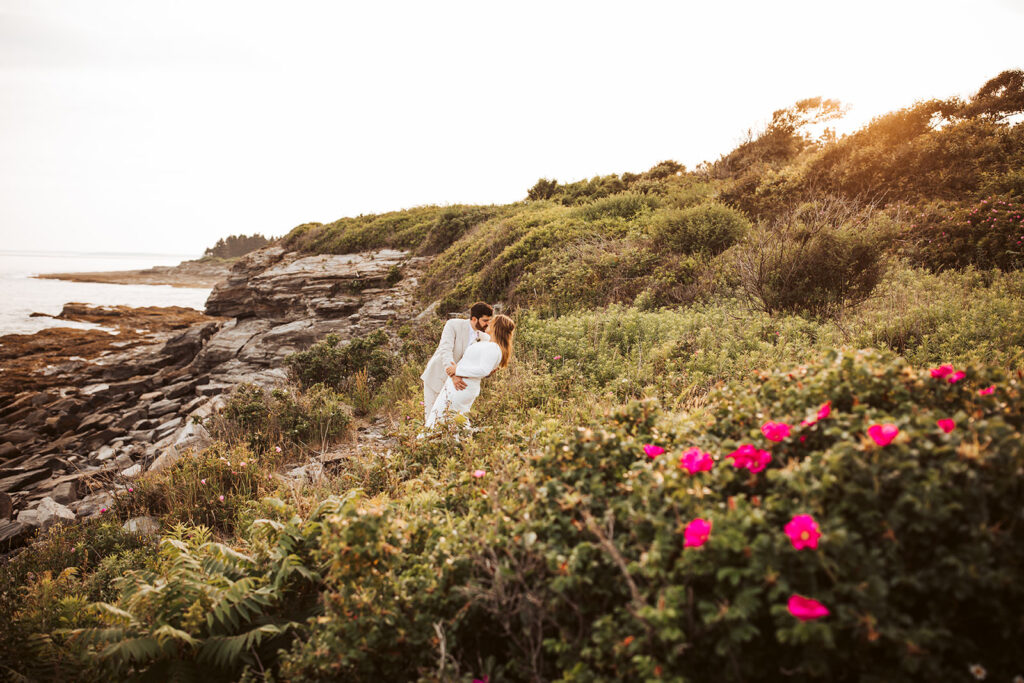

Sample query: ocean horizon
[0,249,212,335]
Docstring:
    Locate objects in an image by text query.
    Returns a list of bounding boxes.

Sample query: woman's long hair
[490,314,516,370]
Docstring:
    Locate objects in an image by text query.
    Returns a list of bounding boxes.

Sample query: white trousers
[424,383,440,423]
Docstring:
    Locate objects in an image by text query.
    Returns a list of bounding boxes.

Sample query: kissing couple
[420,301,516,430]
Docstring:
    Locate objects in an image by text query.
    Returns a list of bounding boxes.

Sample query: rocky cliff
[0,247,428,549]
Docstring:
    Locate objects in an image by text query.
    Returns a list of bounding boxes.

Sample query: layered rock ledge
[1,247,427,550]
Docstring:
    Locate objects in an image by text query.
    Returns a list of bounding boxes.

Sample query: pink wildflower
[679,447,714,474]
[553,355,562,360]
[761,421,791,442]
[200,478,207,485]
[275,446,282,453]
[930,364,955,378]
[787,594,830,621]
[99,507,107,514]
[784,514,821,550]
[472,469,486,478]
[816,401,831,420]
[978,385,995,396]
[473,677,490,683]
[684,518,711,548]
[240,461,247,467]
[642,444,666,459]
[728,444,772,473]
[867,423,899,446]
[937,418,956,433]
[948,371,966,384]
[218,495,225,502]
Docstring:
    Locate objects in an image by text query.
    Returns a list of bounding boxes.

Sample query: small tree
[526,178,558,201]
[735,197,890,319]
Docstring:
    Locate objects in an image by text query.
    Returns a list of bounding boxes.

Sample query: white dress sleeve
[455,342,502,378]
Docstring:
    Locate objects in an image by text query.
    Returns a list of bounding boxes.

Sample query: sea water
[0,250,212,335]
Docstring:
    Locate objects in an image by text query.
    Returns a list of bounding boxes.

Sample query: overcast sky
[1,0,1022,255]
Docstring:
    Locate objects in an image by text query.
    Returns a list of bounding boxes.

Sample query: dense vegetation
[203,234,274,259]
[2,70,1023,682]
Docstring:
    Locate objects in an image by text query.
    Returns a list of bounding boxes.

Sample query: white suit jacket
[421,318,490,392]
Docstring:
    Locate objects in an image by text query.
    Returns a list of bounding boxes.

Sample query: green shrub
[120,442,274,533]
[277,489,475,681]
[736,200,890,318]
[572,192,660,221]
[0,521,157,681]
[419,205,500,255]
[212,382,352,453]
[650,202,751,255]
[285,331,395,392]
[979,168,1024,198]
[67,502,331,682]
[909,195,1024,272]
[455,350,1024,680]
[856,266,1024,369]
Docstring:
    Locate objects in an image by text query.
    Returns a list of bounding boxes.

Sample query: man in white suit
[421,302,493,422]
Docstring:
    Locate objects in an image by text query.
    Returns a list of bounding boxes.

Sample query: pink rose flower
[930,364,954,378]
[684,518,711,548]
[937,418,955,433]
[978,385,995,396]
[728,444,772,472]
[867,423,899,446]
[472,469,486,478]
[679,447,714,474]
[761,421,791,442]
[784,514,821,550]
[642,444,666,459]
[948,371,966,384]
[787,594,830,621]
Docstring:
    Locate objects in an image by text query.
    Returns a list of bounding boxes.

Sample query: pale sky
[1,0,1022,255]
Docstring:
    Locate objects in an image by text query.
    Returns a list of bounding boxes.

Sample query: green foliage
[857,266,1024,369]
[277,489,479,681]
[650,202,751,255]
[282,204,507,256]
[571,192,659,221]
[907,195,1024,272]
[285,331,395,392]
[0,521,157,681]
[454,351,1024,680]
[212,382,353,453]
[67,503,332,682]
[203,234,272,259]
[736,200,891,318]
[120,442,275,533]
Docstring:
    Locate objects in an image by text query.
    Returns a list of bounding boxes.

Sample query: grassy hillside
[2,71,1024,682]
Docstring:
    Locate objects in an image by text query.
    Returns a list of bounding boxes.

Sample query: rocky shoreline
[34,257,234,288]
[1,246,428,550]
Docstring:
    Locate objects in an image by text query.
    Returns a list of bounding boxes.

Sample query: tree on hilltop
[203,233,272,259]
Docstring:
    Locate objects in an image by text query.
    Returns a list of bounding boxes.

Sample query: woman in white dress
[424,314,516,430]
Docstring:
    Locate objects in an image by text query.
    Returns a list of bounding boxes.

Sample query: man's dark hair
[470,301,493,319]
